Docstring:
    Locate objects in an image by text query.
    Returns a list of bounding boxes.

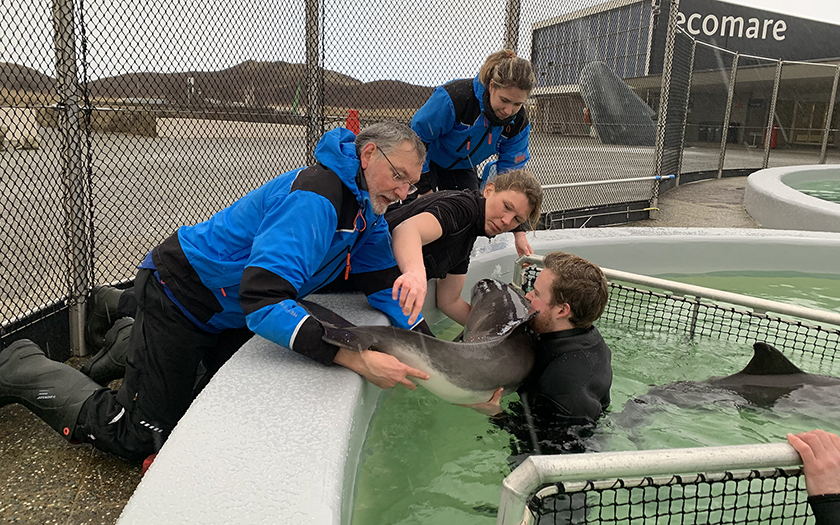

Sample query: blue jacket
[151,128,420,364]
[411,74,530,174]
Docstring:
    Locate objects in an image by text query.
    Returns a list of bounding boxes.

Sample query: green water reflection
[787,178,840,205]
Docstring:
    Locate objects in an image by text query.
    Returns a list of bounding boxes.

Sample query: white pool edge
[744,164,840,232]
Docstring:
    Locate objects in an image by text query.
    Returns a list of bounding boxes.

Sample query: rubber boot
[0,339,102,440]
[85,285,124,353]
[80,317,133,385]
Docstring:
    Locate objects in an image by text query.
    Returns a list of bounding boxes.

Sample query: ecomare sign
[677,12,787,41]
[648,0,840,74]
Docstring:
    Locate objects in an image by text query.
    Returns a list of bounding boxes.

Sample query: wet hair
[356,121,427,166]
[542,251,609,329]
[486,169,543,229]
[478,50,536,93]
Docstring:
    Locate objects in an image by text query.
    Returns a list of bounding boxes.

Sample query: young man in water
[469,251,613,453]
[0,121,432,462]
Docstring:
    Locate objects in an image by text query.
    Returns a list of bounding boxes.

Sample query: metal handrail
[514,255,840,328]
[540,174,674,191]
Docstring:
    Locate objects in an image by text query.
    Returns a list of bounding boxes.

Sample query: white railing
[540,174,675,191]
[497,442,802,525]
[514,254,840,328]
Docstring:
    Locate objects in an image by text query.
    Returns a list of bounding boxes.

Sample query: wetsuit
[72,128,424,461]
[411,74,530,193]
[810,494,840,524]
[494,326,612,458]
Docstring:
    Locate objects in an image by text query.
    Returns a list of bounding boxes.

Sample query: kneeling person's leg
[76,270,219,461]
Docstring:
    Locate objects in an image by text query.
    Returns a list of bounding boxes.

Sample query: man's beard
[529,311,552,335]
[370,193,398,215]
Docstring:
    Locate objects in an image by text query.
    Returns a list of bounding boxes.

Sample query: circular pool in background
[744,164,840,232]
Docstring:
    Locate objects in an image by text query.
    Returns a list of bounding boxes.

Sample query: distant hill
[0,63,55,92]
[1,60,432,110]
[85,60,433,109]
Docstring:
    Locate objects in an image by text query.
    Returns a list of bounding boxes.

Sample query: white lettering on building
[676,11,787,41]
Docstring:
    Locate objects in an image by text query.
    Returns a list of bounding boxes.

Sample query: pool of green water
[351,272,840,525]
[787,178,840,205]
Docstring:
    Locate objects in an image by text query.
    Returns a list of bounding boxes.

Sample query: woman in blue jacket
[411,49,537,255]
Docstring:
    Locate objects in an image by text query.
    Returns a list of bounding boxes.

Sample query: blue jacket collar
[472,74,488,114]
[314,127,365,202]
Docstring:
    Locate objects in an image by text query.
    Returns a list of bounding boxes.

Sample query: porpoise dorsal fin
[738,342,804,376]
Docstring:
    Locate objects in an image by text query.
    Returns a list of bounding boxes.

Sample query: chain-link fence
[3,0,840,357]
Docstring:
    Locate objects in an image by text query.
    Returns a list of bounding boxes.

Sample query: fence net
[516,263,838,525]
[2,1,839,343]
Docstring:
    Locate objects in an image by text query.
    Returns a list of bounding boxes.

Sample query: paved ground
[0,175,759,524]
[625,175,759,229]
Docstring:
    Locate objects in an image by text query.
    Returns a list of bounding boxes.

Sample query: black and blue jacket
[148,128,421,365]
[411,74,530,174]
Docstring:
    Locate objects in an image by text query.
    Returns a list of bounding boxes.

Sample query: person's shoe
[0,339,101,440]
[85,285,124,353]
[80,317,133,385]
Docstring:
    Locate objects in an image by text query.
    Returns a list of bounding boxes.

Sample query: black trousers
[416,161,479,193]
[75,269,252,461]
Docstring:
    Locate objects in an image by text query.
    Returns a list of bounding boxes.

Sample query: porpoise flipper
[298,299,355,329]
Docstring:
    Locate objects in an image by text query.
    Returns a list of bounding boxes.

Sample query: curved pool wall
[744,164,840,232]
[117,228,840,525]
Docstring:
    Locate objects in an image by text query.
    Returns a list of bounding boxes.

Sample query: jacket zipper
[446,126,493,170]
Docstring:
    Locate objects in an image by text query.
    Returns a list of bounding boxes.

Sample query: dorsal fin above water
[739,342,804,376]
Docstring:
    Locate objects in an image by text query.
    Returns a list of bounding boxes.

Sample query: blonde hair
[487,169,543,229]
[478,50,536,93]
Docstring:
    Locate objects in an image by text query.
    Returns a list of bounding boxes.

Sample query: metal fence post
[820,65,840,165]
[675,38,697,186]
[504,0,521,52]
[717,52,739,179]
[52,0,89,356]
[305,0,323,165]
[653,0,680,179]
[763,60,783,169]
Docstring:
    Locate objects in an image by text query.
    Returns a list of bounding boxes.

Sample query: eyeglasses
[378,146,418,195]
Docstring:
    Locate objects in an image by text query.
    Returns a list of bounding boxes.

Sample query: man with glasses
[0,121,433,463]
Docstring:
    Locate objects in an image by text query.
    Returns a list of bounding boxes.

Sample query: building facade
[530,0,840,148]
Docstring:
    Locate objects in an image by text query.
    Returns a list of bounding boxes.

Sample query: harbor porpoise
[630,342,840,409]
[591,342,840,450]
[301,278,536,405]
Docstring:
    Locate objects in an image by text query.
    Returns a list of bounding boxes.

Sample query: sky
[725,0,839,24]
[2,0,839,86]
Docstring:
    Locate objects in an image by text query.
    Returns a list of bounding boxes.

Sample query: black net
[2,0,684,349]
[528,0,659,219]
[659,28,693,180]
[531,468,811,525]
[768,62,840,167]
[682,42,738,176]
[722,54,779,172]
[604,283,840,370]
[7,0,839,345]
